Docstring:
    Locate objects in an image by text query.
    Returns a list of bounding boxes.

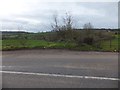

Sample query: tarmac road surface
[2,49,119,88]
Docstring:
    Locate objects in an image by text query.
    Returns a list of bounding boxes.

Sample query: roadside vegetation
[1,30,119,52]
[1,13,119,52]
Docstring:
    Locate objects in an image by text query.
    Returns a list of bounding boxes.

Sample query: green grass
[0,40,2,50]
[1,39,97,51]
[100,36,119,51]
[1,39,77,51]
[1,36,119,52]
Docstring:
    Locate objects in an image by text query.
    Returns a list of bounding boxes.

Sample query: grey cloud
[1,1,118,32]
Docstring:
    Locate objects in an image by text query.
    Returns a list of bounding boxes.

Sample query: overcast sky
[0,0,119,32]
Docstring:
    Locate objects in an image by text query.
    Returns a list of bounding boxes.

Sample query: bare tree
[51,13,59,32]
[51,12,74,41]
[63,13,73,30]
[83,22,93,30]
[62,12,74,41]
[82,22,95,45]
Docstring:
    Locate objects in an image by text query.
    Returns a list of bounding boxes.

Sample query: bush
[83,37,94,45]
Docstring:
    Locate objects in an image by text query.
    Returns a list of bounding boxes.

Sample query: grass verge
[1,38,119,52]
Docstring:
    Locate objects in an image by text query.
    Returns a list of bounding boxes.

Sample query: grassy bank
[1,39,76,51]
[1,38,119,52]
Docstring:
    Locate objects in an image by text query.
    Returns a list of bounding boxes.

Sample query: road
[2,49,119,88]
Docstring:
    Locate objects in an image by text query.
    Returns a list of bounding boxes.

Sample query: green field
[1,37,119,51]
[1,39,76,51]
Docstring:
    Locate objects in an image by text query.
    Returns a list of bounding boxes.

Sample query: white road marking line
[0,70,119,81]
[2,66,12,67]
